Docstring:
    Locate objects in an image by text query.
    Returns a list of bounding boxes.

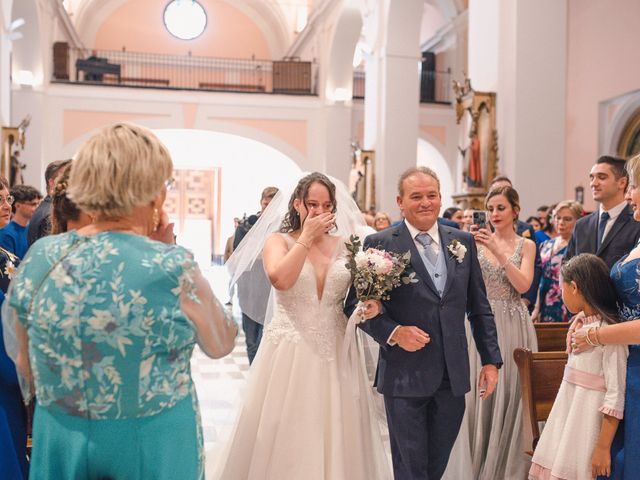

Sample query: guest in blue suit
[346,166,502,480]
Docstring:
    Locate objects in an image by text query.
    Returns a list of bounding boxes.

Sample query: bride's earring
[152,208,160,232]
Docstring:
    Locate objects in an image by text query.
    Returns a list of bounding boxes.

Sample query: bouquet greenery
[345,235,418,302]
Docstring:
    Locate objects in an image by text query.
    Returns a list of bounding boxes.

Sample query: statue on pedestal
[1,115,30,186]
[451,78,499,210]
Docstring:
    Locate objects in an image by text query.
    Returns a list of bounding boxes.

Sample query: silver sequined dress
[443,237,538,480]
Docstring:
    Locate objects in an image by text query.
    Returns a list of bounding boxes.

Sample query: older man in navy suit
[346,167,502,480]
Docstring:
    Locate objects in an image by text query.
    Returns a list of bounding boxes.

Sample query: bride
[210,172,391,480]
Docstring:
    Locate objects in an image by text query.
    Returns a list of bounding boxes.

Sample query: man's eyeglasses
[0,195,15,205]
[165,178,176,191]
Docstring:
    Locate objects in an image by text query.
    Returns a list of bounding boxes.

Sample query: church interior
[2,2,640,479]
[1,0,638,260]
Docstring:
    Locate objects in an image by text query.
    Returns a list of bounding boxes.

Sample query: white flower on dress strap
[4,259,16,279]
[447,239,467,263]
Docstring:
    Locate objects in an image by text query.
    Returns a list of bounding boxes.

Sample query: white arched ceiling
[73,0,291,58]
[324,3,362,101]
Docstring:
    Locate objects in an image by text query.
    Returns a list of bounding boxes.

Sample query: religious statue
[451,77,499,209]
[1,115,30,186]
[349,141,376,212]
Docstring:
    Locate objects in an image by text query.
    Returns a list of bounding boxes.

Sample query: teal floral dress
[8,231,205,480]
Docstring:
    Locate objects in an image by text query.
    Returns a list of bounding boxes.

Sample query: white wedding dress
[210,234,391,480]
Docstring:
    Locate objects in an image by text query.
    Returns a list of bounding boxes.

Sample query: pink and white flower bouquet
[345,235,417,302]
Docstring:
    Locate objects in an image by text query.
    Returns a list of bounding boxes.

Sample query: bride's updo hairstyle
[485,185,521,226]
[280,172,337,232]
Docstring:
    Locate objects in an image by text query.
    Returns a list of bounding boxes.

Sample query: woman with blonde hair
[3,123,237,480]
[373,211,392,231]
[532,200,583,323]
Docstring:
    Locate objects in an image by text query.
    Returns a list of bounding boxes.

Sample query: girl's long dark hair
[560,253,620,325]
[280,173,337,232]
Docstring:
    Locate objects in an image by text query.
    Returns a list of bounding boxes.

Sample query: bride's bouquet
[342,235,417,399]
[345,235,417,303]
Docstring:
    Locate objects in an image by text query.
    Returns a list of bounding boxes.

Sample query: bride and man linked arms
[217,166,502,480]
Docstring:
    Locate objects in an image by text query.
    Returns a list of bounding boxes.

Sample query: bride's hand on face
[300,211,335,243]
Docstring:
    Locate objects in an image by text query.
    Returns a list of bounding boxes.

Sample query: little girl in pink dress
[530,254,628,480]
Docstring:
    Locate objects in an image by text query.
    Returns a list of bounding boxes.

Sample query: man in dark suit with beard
[565,156,640,268]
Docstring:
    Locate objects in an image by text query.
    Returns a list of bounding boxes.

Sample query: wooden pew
[513,348,567,455]
[534,322,570,352]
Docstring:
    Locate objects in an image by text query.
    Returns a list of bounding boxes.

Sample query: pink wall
[94,0,271,59]
[565,0,640,204]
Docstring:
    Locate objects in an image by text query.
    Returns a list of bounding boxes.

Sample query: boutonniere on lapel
[447,239,467,264]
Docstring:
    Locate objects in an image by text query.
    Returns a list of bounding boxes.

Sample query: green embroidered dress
[9,231,206,480]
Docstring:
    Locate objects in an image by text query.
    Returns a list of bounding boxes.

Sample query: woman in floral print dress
[532,201,583,323]
[3,124,237,480]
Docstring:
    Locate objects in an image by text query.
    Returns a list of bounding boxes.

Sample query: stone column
[363,0,424,214]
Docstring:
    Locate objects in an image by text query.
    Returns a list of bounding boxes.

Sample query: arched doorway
[154,129,302,265]
[617,108,640,158]
[417,138,454,209]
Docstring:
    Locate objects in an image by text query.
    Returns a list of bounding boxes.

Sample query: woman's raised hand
[300,212,336,243]
[150,209,175,244]
[473,227,499,254]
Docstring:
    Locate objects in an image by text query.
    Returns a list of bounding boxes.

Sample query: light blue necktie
[415,232,438,265]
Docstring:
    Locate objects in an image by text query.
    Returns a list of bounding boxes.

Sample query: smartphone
[472,211,487,230]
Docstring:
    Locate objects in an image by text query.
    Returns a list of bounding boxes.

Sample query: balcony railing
[52,43,317,95]
[351,68,452,104]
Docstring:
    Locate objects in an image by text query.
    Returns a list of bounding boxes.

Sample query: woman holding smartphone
[446,185,537,480]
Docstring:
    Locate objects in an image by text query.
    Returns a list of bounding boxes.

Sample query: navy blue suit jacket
[565,204,640,269]
[345,222,502,398]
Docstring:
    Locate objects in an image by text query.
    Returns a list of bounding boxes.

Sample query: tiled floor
[191,266,250,456]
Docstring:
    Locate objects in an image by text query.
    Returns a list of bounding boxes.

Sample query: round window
[163,0,207,41]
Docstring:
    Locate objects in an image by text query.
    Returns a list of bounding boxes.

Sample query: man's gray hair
[397,166,440,196]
